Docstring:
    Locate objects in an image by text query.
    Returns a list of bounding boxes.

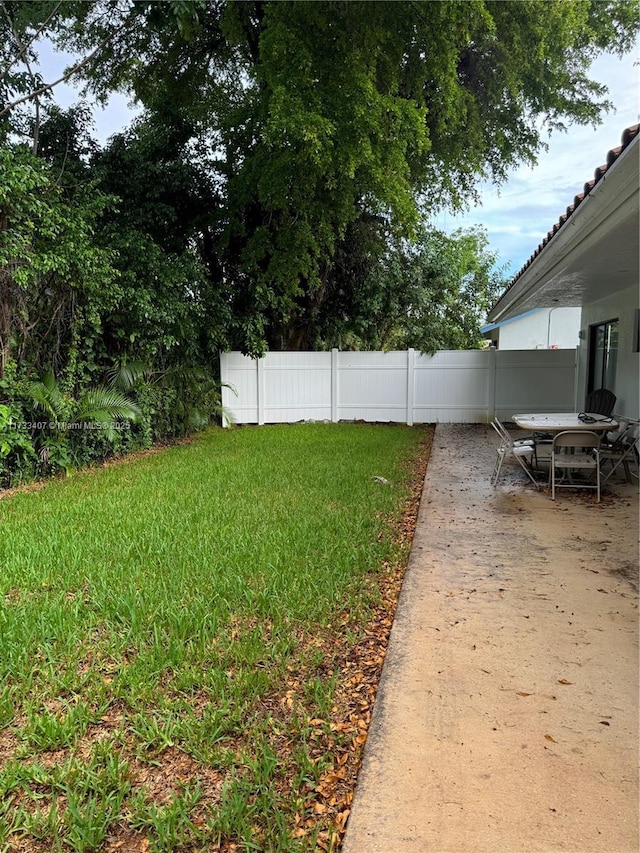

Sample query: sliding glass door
[588,319,618,393]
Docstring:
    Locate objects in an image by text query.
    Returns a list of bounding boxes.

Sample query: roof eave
[489,125,640,323]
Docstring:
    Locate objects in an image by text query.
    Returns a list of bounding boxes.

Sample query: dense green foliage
[309,224,505,352]
[1,0,638,482]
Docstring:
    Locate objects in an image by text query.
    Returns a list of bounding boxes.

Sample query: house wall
[497,307,581,350]
[577,284,640,419]
[220,349,577,426]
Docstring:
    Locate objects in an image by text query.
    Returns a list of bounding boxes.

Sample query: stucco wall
[577,284,640,418]
[498,307,581,350]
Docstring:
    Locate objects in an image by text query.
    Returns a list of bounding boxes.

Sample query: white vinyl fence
[220,348,578,426]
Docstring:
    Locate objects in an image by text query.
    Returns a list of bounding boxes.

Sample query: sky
[35,39,142,143]
[36,36,639,279]
[434,48,640,277]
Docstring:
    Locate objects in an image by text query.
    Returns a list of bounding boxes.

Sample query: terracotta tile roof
[507,123,639,286]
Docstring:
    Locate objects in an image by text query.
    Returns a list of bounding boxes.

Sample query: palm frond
[76,388,141,425]
[105,360,151,392]
[26,369,65,419]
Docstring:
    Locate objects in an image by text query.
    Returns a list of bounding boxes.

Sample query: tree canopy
[0,0,638,481]
[44,0,635,353]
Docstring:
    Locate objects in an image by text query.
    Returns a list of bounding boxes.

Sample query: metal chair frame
[549,430,601,502]
[490,418,539,488]
[600,421,639,483]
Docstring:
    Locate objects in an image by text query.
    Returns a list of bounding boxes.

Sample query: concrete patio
[343,423,639,853]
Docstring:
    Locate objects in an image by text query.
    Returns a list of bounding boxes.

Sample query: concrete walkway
[343,423,639,853]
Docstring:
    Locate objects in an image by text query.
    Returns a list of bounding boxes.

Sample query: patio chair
[600,421,639,483]
[490,418,538,488]
[584,388,617,417]
[502,417,551,472]
[549,430,601,502]
[492,418,535,449]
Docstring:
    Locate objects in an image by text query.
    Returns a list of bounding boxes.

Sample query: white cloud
[435,46,640,275]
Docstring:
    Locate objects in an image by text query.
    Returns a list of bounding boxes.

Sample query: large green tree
[0,143,116,379]
[55,0,638,352]
[347,225,506,353]
[1,0,638,483]
[90,111,229,366]
[1,0,639,356]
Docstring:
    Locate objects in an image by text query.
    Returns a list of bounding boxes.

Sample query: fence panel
[263,352,332,423]
[494,349,577,420]
[337,351,409,422]
[220,348,577,426]
[220,351,260,424]
[413,350,490,423]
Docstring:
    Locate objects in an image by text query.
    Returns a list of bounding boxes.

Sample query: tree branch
[0,22,129,119]
[7,1,64,68]
[0,0,43,153]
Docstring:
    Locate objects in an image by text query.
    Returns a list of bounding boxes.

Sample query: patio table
[511,413,617,479]
[512,413,618,433]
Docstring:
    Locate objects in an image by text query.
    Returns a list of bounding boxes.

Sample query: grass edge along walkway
[0,422,433,853]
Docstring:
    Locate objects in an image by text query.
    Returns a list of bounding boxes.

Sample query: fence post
[487,344,497,422]
[406,348,415,426]
[219,352,228,427]
[331,348,339,423]
[257,357,265,425]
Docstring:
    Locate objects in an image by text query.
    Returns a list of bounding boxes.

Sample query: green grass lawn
[0,423,430,852]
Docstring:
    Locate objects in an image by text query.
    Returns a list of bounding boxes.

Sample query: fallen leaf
[544,734,557,743]
[599,720,610,726]
[334,808,350,831]
[557,679,573,685]
[516,691,533,697]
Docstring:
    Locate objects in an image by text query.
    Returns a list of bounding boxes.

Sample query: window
[633,309,640,354]
[588,319,618,394]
